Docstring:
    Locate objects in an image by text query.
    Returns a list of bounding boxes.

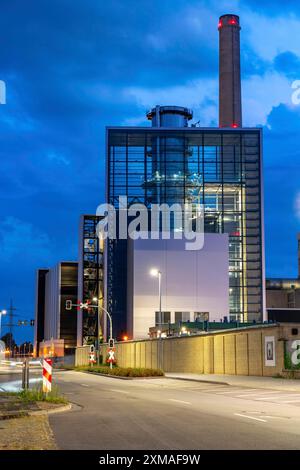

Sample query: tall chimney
[218,14,242,128]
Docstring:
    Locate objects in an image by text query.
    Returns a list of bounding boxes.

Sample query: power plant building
[104,14,265,339]
[106,117,265,338]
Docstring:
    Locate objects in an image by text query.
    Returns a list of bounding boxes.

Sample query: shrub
[75,365,164,377]
[16,385,67,404]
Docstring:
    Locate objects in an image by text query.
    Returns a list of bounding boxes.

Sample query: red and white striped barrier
[42,358,52,393]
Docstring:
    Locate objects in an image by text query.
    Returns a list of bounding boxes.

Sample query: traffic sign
[89,344,96,364]
[89,352,96,364]
[106,348,116,364]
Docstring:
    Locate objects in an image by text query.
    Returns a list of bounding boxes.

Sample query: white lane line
[109,389,130,394]
[80,384,89,387]
[256,395,300,401]
[215,389,260,395]
[234,413,267,423]
[168,399,191,405]
[262,416,285,419]
[237,391,281,398]
[277,399,300,404]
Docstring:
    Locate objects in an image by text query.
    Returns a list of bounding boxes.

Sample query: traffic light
[65,300,72,310]
[109,338,114,348]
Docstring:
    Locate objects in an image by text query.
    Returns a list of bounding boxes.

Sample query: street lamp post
[150,269,163,370]
[66,299,113,368]
[98,305,113,369]
[0,310,7,340]
[92,297,114,367]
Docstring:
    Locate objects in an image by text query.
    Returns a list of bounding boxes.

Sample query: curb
[0,403,71,420]
[165,376,230,386]
[29,403,72,416]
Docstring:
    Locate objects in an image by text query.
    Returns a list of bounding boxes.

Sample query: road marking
[168,399,191,405]
[234,413,267,423]
[236,391,281,398]
[256,394,300,401]
[109,389,130,394]
[215,389,259,395]
[276,399,300,404]
[262,415,286,419]
[80,384,89,387]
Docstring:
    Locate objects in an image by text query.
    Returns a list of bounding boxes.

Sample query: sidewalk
[165,373,300,392]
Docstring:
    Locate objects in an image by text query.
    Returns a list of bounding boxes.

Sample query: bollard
[42,358,52,394]
[22,359,29,390]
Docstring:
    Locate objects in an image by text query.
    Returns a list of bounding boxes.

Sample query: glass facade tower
[106,117,264,337]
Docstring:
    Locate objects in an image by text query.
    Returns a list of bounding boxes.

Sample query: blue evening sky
[1,0,300,342]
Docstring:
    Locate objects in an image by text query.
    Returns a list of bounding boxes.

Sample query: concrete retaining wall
[76,324,300,377]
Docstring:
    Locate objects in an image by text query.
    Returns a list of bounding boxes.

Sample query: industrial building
[77,214,104,347]
[34,262,78,356]
[105,14,265,339]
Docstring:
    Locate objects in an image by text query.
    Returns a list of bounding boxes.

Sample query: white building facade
[127,234,229,339]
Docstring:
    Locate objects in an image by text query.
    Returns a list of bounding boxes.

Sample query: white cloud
[243,12,300,61]
[243,72,293,126]
[125,78,218,126]
[124,70,296,127]
[47,152,70,166]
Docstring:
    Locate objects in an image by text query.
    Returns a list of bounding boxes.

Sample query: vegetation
[76,364,164,377]
[0,385,68,404]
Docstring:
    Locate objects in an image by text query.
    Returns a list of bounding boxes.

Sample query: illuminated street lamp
[150,268,163,370]
[0,309,7,340]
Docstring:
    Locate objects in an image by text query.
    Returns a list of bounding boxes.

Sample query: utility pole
[5,299,17,353]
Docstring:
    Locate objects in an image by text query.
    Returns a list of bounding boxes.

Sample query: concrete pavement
[49,370,300,450]
[165,373,300,392]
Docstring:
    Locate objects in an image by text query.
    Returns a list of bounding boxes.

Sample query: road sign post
[89,345,96,367]
[106,345,116,369]
[65,299,114,367]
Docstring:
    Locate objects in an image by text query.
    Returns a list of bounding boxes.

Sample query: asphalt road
[48,370,300,450]
[0,361,43,391]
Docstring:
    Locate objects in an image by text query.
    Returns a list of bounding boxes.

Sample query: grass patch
[0,385,68,404]
[75,365,164,377]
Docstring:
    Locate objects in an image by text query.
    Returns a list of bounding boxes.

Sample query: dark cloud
[273,51,300,79]
[263,104,300,277]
